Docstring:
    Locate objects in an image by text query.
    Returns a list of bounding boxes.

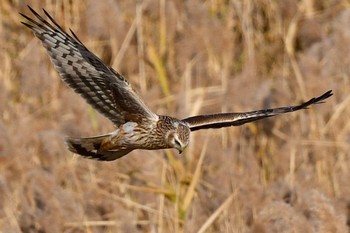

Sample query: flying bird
[20,6,333,161]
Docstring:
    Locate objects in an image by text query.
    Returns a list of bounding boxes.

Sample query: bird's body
[20,6,333,161]
[99,115,190,151]
[66,115,190,160]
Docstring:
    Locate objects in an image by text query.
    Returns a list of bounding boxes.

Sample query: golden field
[1,0,350,232]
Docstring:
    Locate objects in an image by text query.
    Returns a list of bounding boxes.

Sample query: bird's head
[166,122,190,154]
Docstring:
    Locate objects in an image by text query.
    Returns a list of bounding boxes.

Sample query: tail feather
[65,134,132,161]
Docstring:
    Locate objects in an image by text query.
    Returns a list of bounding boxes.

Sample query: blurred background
[1,0,350,232]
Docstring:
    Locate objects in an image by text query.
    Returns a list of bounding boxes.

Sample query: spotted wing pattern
[20,6,158,126]
[183,90,333,131]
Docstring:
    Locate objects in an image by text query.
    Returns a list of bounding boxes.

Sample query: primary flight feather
[20,6,333,161]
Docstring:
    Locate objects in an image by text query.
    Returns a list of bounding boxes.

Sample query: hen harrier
[20,6,333,161]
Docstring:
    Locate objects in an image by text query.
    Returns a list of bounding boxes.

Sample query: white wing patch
[123,122,138,133]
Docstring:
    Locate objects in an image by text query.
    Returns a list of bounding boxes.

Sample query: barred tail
[65,134,132,161]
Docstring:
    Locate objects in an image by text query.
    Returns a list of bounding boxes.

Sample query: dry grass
[1,0,350,232]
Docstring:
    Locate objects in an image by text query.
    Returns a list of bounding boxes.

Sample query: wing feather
[20,6,158,126]
[183,90,333,131]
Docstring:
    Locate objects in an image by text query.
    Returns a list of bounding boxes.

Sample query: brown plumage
[20,6,333,161]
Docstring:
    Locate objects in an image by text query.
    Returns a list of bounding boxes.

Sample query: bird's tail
[65,133,132,161]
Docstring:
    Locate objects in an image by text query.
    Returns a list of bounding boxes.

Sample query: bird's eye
[174,139,181,147]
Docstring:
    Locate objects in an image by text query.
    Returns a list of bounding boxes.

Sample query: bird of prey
[20,6,333,161]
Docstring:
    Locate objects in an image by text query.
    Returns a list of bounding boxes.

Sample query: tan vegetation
[1,0,350,232]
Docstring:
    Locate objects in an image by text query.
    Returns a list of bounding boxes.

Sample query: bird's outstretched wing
[20,6,158,126]
[183,90,333,131]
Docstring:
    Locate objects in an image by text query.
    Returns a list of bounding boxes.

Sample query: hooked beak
[178,146,187,154]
